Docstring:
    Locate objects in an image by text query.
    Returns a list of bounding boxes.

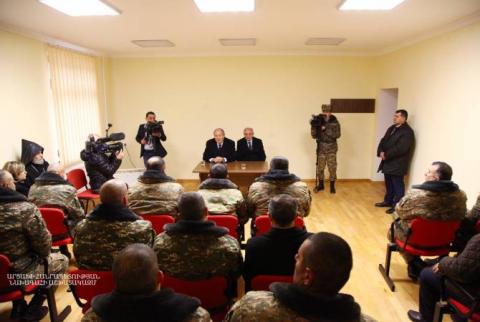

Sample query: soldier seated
[225,232,376,322]
[197,164,247,224]
[0,170,68,321]
[73,179,155,270]
[81,244,211,322]
[246,156,311,218]
[128,156,184,218]
[153,192,242,282]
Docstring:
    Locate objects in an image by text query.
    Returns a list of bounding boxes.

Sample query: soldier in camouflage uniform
[0,170,68,320]
[128,156,184,217]
[225,232,376,322]
[74,179,155,270]
[81,244,211,322]
[154,192,242,282]
[197,164,247,224]
[246,156,311,218]
[392,161,467,278]
[311,104,341,193]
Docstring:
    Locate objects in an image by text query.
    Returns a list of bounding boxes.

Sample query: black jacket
[377,123,415,176]
[80,150,122,193]
[236,137,266,161]
[244,227,312,289]
[135,123,167,158]
[202,138,236,162]
[21,139,49,189]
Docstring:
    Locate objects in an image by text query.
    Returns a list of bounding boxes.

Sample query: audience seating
[39,208,73,248]
[251,275,293,291]
[433,277,480,322]
[253,215,305,236]
[66,169,99,212]
[379,218,461,292]
[140,214,175,235]
[207,214,239,240]
[0,254,71,322]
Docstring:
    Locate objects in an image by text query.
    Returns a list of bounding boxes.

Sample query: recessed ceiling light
[305,38,346,46]
[339,0,405,10]
[39,0,120,16]
[194,0,255,13]
[219,38,256,46]
[132,40,175,48]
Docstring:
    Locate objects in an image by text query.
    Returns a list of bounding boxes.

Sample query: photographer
[136,111,167,167]
[80,134,124,193]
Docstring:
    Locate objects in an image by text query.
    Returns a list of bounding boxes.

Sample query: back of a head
[432,161,453,181]
[113,244,159,294]
[268,194,297,227]
[146,156,165,172]
[305,232,353,295]
[209,164,228,179]
[0,170,15,190]
[100,179,128,204]
[270,156,289,171]
[47,163,65,177]
[178,192,206,221]
[2,161,25,180]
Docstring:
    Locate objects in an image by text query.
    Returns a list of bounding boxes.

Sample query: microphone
[109,132,125,141]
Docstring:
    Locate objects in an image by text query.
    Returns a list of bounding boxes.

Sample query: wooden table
[192,161,269,195]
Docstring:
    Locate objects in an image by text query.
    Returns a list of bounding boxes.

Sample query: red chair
[254,215,305,236]
[0,254,71,321]
[140,214,175,235]
[379,218,461,291]
[207,215,239,240]
[163,274,231,322]
[39,208,73,247]
[67,169,99,212]
[433,277,480,322]
[251,275,293,291]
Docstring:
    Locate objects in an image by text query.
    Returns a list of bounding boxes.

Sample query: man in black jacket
[236,127,266,162]
[135,111,167,167]
[243,194,311,290]
[202,128,236,163]
[375,109,415,214]
[20,139,50,190]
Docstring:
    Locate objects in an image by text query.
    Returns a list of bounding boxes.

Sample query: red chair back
[0,254,41,303]
[39,207,69,237]
[140,214,175,235]
[207,215,238,239]
[69,269,115,313]
[475,220,480,234]
[67,169,88,190]
[0,254,11,291]
[255,215,305,236]
[251,275,293,291]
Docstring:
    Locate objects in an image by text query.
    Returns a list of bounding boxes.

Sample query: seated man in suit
[202,128,236,163]
[236,127,266,161]
[82,244,211,322]
[74,179,155,270]
[243,194,312,290]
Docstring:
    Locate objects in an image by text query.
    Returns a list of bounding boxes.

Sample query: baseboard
[303,178,373,183]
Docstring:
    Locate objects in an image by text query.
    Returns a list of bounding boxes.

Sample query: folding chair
[433,277,480,322]
[67,169,99,212]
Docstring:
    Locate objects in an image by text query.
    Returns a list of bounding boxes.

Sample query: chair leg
[379,243,396,292]
[433,300,448,322]
[44,286,71,322]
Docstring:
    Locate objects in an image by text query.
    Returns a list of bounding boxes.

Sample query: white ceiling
[1,0,479,57]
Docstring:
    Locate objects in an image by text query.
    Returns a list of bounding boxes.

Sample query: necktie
[218,143,222,149]
[248,141,252,150]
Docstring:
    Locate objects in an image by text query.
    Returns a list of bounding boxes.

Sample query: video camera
[310,114,326,140]
[85,132,125,154]
[146,120,164,136]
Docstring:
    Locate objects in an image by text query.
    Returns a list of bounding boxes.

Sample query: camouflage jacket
[153,220,242,280]
[395,181,467,241]
[128,170,184,217]
[0,188,51,274]
[247,170,311,218]
[81,308,211,322]
[198,178,248,224]
[311,114,341,154]
[28,172,85,230]
[73,203,155,270]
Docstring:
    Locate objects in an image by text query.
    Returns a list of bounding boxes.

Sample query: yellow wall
[107,56,377,180]
[376,21,480,206]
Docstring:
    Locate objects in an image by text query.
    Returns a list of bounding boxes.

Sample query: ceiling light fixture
[38,0,120,16]
[219,38,256,46]
[193,0,255,13]
[339,0,405,10]
[131,40,176,48]
[305,37,346,46]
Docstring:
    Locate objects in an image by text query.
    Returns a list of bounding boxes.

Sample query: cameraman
[80,134,124,193]
[135,111,167,167]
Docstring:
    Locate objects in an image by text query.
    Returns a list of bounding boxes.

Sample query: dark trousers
[142,150,157,167]
[383,174,405,206]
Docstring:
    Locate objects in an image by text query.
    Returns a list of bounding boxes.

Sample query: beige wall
[376,21,480,206]
[107,56,377,180]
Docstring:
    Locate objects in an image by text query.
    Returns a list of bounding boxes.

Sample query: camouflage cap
[321,104,332,113]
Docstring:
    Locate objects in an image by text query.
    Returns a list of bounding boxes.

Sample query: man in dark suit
[135,111,167,167]
[243,194,311,290]
[375,109,415,214]
[202,128,236,163]
[236,127,266,162]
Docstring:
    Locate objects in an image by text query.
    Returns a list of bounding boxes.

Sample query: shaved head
[146,156,165,172]
[0,170,15,190]
[47,163,65,177]
[270,156,289,171]
[100,179,128,204]
[178,192,207,221]
[209,164,228,179]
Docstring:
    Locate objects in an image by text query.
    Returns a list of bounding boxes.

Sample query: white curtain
[46,45,102,165]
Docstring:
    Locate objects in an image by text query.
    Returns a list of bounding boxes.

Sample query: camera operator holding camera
[80,133,125,193]
[135,111,167,167]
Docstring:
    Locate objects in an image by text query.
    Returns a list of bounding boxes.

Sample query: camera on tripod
[85,132,125,154]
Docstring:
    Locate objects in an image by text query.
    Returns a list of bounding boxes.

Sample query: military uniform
[197,178,248,224]
[28,172,85,231]
[81,307,211,322]
[246,170,311,218]
[128,170,184,217]
[73,203,155,270]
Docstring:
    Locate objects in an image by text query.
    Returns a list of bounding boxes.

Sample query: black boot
[314,180,324,193]
[10,299,27,319]
[330,180,336,194]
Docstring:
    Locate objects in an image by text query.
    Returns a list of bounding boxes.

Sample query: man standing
[376,109,415,214]
[202,128,236,163]
[135,111,167,167]
[310,104,341,194]
[236,127,266,161]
